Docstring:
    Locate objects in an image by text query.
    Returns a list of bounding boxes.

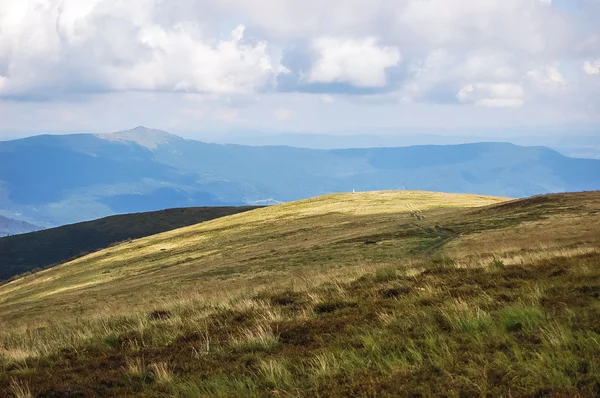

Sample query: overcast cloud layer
[0,0,599,137]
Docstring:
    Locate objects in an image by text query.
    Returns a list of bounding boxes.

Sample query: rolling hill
[1,126,599,227]
[1,190,599,396]
[0,205,260,282]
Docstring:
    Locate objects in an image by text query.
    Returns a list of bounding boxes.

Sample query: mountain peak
[97,126,182,149]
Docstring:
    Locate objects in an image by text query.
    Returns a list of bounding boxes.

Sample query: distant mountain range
[207,130,600,159]
[0,215,41,237]
[1,126,599,227]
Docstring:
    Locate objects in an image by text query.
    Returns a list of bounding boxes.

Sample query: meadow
[0,190,599,397]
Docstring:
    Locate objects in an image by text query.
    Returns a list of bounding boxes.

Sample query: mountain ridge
[1,127,599,227]
[0,215,41,237]
[96,126,184,150]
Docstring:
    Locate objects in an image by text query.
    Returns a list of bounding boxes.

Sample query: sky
[0,0,599,140]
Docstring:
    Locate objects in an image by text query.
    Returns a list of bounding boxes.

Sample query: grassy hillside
[1,190,599,397]
[0,206,260,282]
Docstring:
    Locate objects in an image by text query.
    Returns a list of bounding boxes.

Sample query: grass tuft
[229,324,279,351]
[125,357,150,382]
[8,379,32,398]
[308,352,341,379]
[258,358,295,389]
[372,267,400,282]
[149,362,173,386]
[440,299,492,333]
[499,305,545,332]
[490,257,506,269]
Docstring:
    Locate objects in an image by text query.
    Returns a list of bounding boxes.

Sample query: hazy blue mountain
[203,126,600,159]
[1,126,599,227]
[0,215,41,237]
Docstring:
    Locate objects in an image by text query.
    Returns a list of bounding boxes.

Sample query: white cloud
[457,83,525,108]
[583,59,600,75]
[401,49,519,103]
[307,37,401,87]
[527,65,565,85]
[525,64,567,99]
[0,1,285,98]
[0,0,599,133]
[114,24,281,94]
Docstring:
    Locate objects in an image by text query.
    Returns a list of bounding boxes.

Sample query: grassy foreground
[0,190,599,397]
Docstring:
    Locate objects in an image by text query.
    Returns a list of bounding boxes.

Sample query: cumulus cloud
[524,64,567,99]
[457,83,525,108]
[527,65,565,85]
[0,0,285,99]
[583,59,600,75]
[0,0,594,100]
[114,24,283,94]
[0,0,599,132]
[400,49,519,103]
[307,37,401,87]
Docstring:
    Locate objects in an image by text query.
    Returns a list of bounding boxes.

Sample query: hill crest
[96,126,182,149]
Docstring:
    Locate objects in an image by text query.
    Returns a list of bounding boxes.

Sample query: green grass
[440,299,493,333]
[0,190,599,396]
[229,324,280,352]
[499,305,546,332]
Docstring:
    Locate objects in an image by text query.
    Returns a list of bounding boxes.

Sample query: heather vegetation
[0,190,599,397]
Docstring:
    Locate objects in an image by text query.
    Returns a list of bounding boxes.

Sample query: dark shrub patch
[578,285,600,299]
[314,300,357,314]
[379,286,411,298]
[148,310,172,321]
[268,290,307,308]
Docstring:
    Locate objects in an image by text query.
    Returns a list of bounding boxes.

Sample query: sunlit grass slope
[0,205,260,282]
[0,191,504,324]
[1,190,600,397]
